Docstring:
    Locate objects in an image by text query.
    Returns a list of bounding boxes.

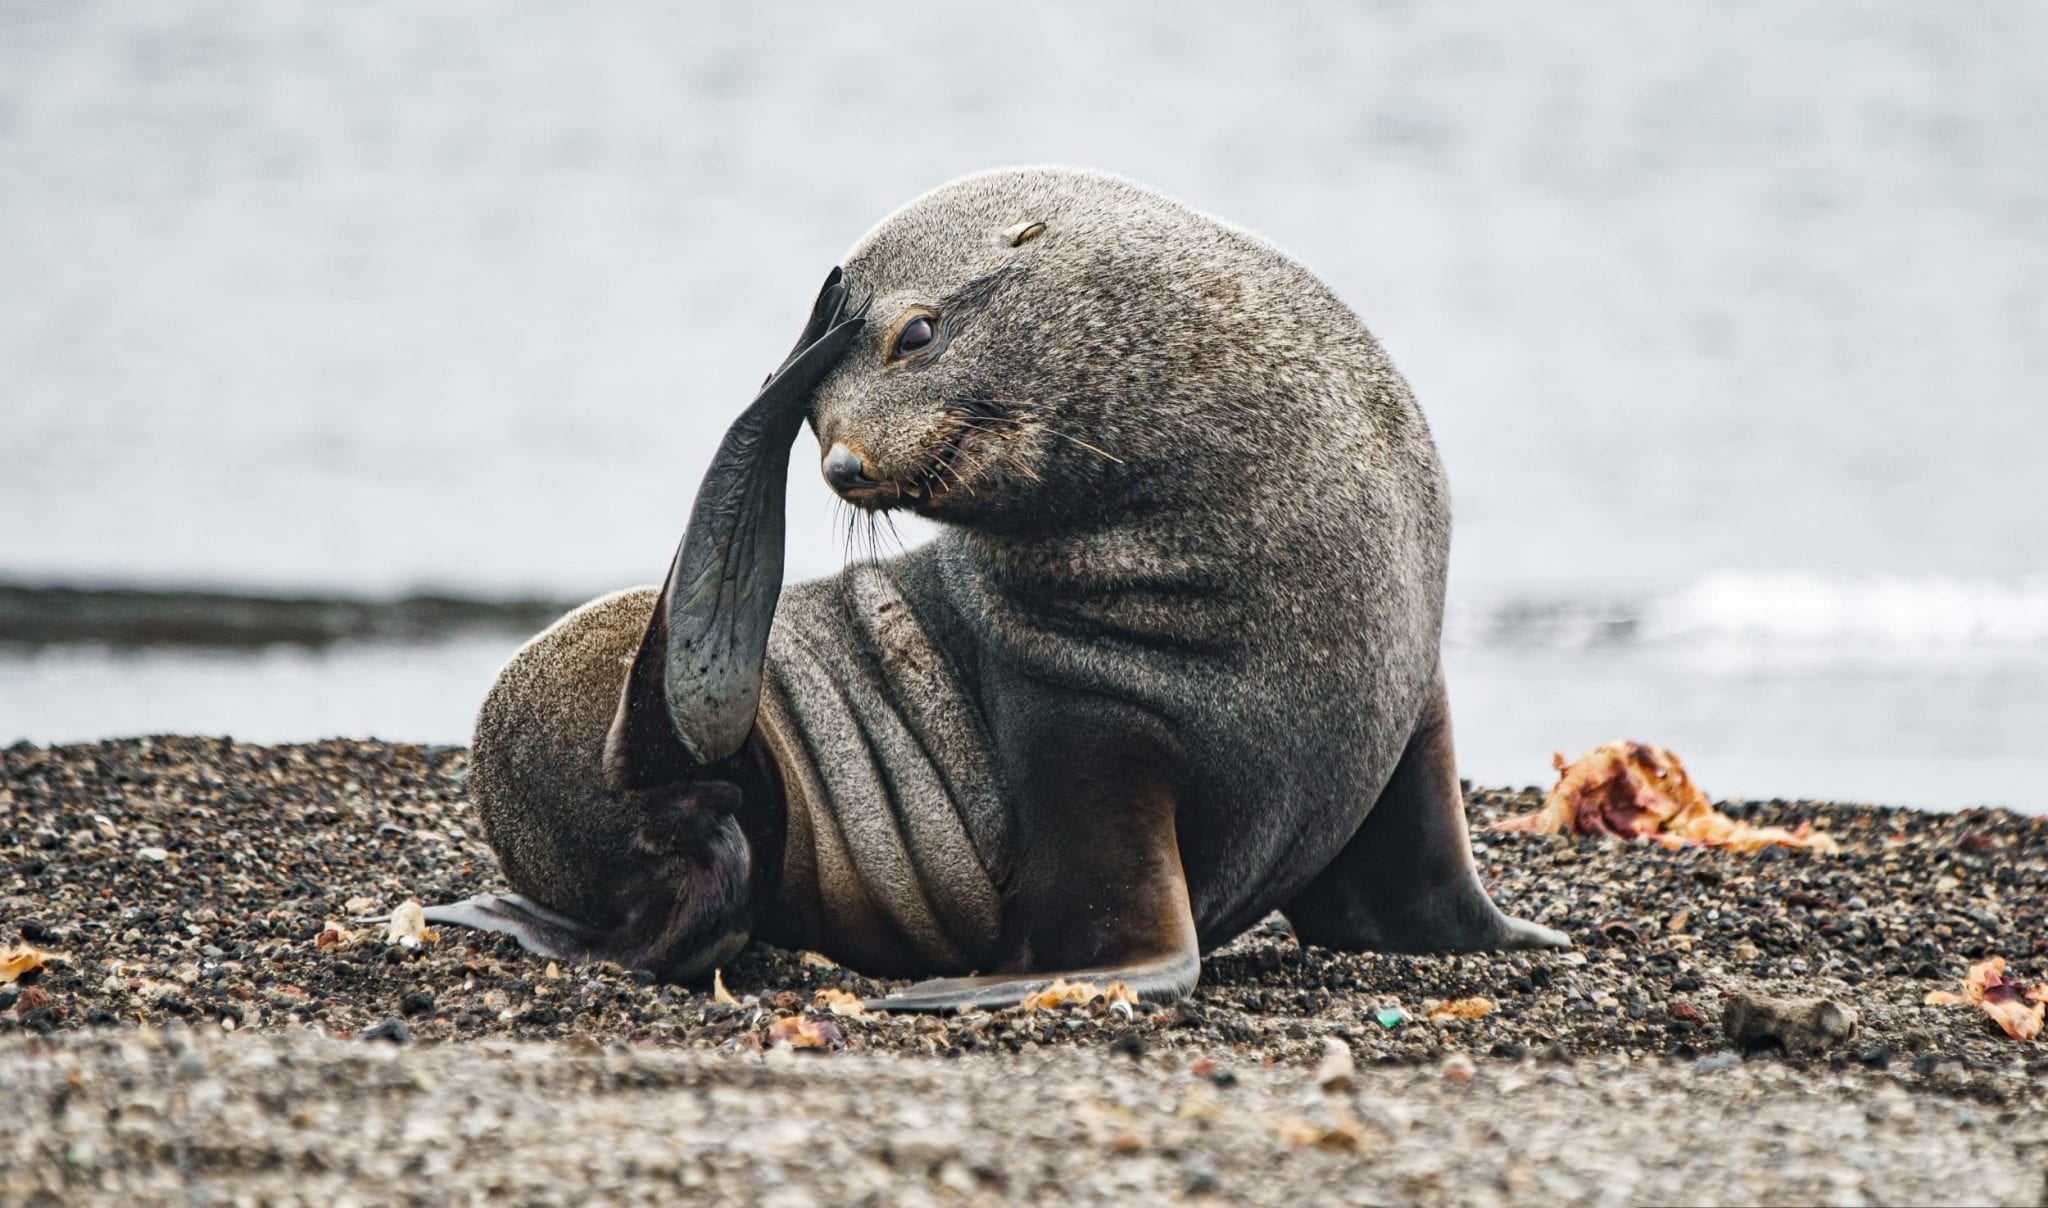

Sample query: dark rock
[1723,993,1858,1056]
[362,1018,411,1045]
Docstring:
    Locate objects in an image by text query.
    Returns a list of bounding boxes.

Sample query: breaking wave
[1450,571,2048,657]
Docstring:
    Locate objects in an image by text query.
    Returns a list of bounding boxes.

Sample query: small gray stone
[1723,993,1859,1056]
[362,1018,412,1045]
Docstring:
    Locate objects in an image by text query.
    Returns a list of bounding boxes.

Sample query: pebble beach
[3,736,2045,1204]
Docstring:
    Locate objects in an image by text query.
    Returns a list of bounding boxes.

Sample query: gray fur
[814,168,1449,943]
[460,166,1556,988]
[754,568,1009,974]
[470,587,658,928]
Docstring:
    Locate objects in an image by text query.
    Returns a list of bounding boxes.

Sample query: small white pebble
[1314,1038,1356,1091]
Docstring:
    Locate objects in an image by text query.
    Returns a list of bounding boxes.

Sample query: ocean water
[2,2,2044,810]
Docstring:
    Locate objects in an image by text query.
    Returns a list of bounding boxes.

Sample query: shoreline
[0,582,574,649]
[4,737,2045,1202]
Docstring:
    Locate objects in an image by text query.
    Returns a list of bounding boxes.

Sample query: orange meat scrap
[765,1013,845,1051]
[1968,957,2045,1042]
[1427,996,1497,1022]
[1924,957,2047,1042]
[1021,977,1139,1012]
[383,900,439,947]
[1495,740,1838,853]
[1023,978,1102,1011]
[812,987,867,1017]
[0,943,50,984]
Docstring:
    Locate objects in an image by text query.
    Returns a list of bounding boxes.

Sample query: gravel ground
[3,736,2046,1204]
[8,1026,2046,1206]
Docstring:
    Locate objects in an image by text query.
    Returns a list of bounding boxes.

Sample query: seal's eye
[893,314,937,358]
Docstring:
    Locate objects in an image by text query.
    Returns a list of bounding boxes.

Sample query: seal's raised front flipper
[1283,670,1569,954]
[432,269,866,982]
[607,271,870,787]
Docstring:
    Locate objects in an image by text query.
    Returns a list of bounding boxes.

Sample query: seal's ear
[603,270,869,792]
[1002,220,1047,247]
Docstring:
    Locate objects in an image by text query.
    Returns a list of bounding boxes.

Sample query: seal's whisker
[847,500,883,570]
[952,419,1043,476]
[927,442,977,497]
[943,441,998,488]
[942,440,1015,487]
[1037,426,1124,465]
[952,398,1124,466]
[866,511,887,565]
[992,449,1042,482]
[874,511,908,560]
[835,498,860,569]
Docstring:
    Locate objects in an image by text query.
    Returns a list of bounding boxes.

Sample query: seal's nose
[822,443,878,495]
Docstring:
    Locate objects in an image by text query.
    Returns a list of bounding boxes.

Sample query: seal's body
[432,168,1563,1008]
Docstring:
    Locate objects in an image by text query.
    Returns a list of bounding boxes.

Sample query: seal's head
[810,167,1363,534]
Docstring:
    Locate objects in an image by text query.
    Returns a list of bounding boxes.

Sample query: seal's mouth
[906,396,1017,512]
[827,397,1022,514]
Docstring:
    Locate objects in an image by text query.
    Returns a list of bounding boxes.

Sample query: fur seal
[427,168,1566,1009]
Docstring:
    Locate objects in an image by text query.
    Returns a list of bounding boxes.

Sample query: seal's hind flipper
[866,951,1199,1014]
[1283,671,1569,954]
[422,893,608,964]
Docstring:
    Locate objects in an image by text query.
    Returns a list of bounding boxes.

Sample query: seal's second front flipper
[866,951,1199,1014]
[606,273,869,790]
[870,715,1203,1013]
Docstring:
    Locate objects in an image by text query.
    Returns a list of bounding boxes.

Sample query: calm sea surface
[3,2,2044,809]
